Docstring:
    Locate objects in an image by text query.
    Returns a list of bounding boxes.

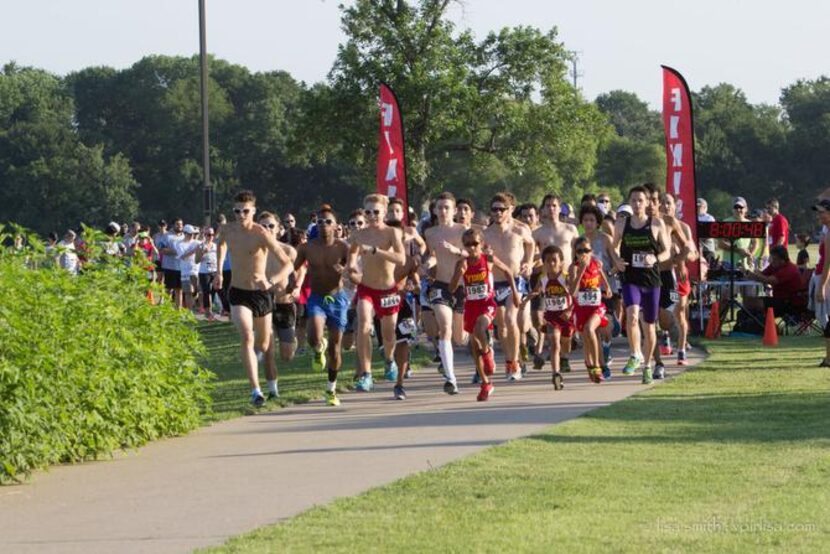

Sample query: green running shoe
[622,355,641,375]
[642,364,654,385]
[325,390,341,406]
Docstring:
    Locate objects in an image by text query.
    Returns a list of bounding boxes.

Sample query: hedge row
[0,236,212,483]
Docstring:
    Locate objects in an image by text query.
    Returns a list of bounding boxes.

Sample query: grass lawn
[199,321,432,422]
[203,336,830,553]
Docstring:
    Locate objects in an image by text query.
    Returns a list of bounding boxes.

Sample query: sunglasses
[490,206,508,213]
[317,218,334,226]
[364,209,381,216]
[463,241,480,247]
[262,223,277,229]
[576,248,592,254]
[348,220,365,227]
[598,198,610,203]
[733,206,745,210]
[233,208,252,215]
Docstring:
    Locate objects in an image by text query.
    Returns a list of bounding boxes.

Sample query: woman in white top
[196,228,219,320]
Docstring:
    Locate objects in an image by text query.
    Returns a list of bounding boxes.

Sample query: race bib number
[465,283,488,301]
[577,289,601,307]
[544,295,568,312]
[495,286,512,303]
[670,290,680,304]
[632,252,651,269]
[398,317,417,336]
[380,294,401,309]
[429,288,443,302]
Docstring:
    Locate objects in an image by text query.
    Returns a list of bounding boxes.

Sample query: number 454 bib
[576,289,601,307]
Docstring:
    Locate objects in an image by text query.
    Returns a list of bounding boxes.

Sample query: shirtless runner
[483,192,535,380]
[294,206,351,406]
[347,194,406,392]
[258,211,297,396]
[215,190,293,406]
[423,192,467,393]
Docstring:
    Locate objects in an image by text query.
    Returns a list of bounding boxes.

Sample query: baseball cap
[183,224,198,234]
[812,199,830,212]
[733,196,747,208]
[696,197,707,206]
[107,221,121,234]
[617,204,633,216]
[204,227,215,235]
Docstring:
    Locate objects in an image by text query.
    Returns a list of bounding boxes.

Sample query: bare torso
[223,223,270,290]
[304,238,350,295]
[484,223,525,281]
[425,223,465,283]
[352,225,401,289]
[533,221,578,272]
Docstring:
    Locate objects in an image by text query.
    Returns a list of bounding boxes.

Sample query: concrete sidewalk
[0,343,704,553]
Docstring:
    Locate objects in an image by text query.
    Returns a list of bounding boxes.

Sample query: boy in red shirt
[570,237,613,383]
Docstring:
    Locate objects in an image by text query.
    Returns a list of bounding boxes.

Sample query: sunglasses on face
[576,248,592,254]
[317,218,334,226]
[734,206,745,210]
[262,223,277,229]
[490,206,508,213]
[233,208,252,215]
[463,241,480,248]
[364,209,381,217]
[598,198,610,204]
[348,220,365,228]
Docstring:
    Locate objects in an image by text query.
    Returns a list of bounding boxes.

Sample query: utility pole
[199,0,212,227]
[567,50,583,91]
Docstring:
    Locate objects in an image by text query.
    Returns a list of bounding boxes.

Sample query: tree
[595,90,662,143]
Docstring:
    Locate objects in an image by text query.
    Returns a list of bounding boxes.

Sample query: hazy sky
[2,0,827,107]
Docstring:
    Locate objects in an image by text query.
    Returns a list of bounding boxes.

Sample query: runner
[176,224,201,311]
[423,192,466,394]
[258,212,298,366]
[611,185,673,384]
[341,209,366,352]
[483,193,535,380]
[294,206,351,405]
[450,228,518,401]
[347,194,406,392]
[387,198,426,400]
[570,236,613,383]
[158,218,184,308]
[195,227,218,321]
[523,245,573,390]
[215,190,294,406]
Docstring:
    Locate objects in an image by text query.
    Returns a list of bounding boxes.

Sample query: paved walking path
[0,342,704,553]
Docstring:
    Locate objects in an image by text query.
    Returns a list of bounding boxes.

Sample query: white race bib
[544,295,568,312]
[428,287,443,302]
[632,252,651,269]
[380,294,401,309]
[495,286,512,302]
[669,290,680,304]
[577,289,601,307]
[397,317,417,335]
[465,283,488,301]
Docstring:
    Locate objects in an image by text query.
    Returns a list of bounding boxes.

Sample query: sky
[2,0,828,108]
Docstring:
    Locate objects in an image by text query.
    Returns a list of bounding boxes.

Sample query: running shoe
[642,364,654,385]
[393,384,406,400]
[519,343,529,363]
[267,390,279,401]
[654,363,666,380]
[602,343,612,366]
[520,360,528,377]
[325,390,341,406]
[404,368,414,379]
[819,359,830,368]
[481,348,496,376]
[601,366,612,381]
[622,354,642,375]
[532,353,546,370]
[311,346,326,372]
[251,390,265,407]
[552,372,564,391]
[560,357,572,373]
[443,380,459,395]
[477,382,494,401]
[588,367,604,384]
[677,350,687,366]
[384,358,398,381]
[659,332,672,356]
[355,373,374,392]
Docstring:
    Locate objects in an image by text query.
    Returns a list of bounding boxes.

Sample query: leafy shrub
[0,225,212,483]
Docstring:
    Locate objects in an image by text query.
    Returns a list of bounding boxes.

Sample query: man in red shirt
[746,245,805,316]
[766,198,789,247]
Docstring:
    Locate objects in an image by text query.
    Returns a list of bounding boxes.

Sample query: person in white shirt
[196,227,219,320]
[159,219,185,307]
[176,225,201,310]
[57,230,79,275]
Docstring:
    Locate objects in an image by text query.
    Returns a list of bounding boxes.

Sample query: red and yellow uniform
[462,254,497,333]
[541,273,575,337]
[574,258,608,331]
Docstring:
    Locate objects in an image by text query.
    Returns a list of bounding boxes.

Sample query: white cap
[617,204,633,216]
[183,224,198,234]
[107,221,121,234]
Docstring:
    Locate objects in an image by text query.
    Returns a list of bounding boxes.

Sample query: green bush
[0,226,212,483]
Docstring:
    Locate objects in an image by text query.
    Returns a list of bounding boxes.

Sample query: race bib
[380,294,401,309]
[429,287,443,302]
[577,289,601,307]
[632,252,652,269]
[397,317,417,336]
[544,295,568,312]
[670,290,680,304]
[495,286,512,303]
[465,283,488,301]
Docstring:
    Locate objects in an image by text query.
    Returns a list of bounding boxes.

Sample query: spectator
[796,233,811,267]
[750,208,771,270]
[719,196,753,270]
[766,198,789,247]
[195,227,218,321]
[57,230,79,275]
[746,245,805,316]
[697,197,717,263]
[176,224,201,310]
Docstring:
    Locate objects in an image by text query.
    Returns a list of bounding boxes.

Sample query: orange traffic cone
[146,289,155,304]
[763,307,778,347]
[705,301,721,339]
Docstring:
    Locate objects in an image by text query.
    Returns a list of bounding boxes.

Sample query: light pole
[199,0,212,227]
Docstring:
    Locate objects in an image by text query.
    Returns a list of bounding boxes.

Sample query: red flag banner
[661,65,700,280]
[377,83,409,224]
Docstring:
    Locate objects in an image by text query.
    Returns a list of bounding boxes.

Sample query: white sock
[438,339,456,383]
[267,380,278,395]
[326,380,336,392]
[252,387,262,396]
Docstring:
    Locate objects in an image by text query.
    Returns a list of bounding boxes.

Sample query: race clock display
[697,221,766,239]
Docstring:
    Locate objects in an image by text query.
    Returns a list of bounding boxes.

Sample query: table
[695,280,768,334]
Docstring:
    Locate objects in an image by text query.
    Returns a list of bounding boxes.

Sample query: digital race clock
[697,221,766,239]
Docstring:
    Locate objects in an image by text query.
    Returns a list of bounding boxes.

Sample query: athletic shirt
[620,216,661,288]
[540,273,571,313]
[462,255,494,304]
[575,258,603,307]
